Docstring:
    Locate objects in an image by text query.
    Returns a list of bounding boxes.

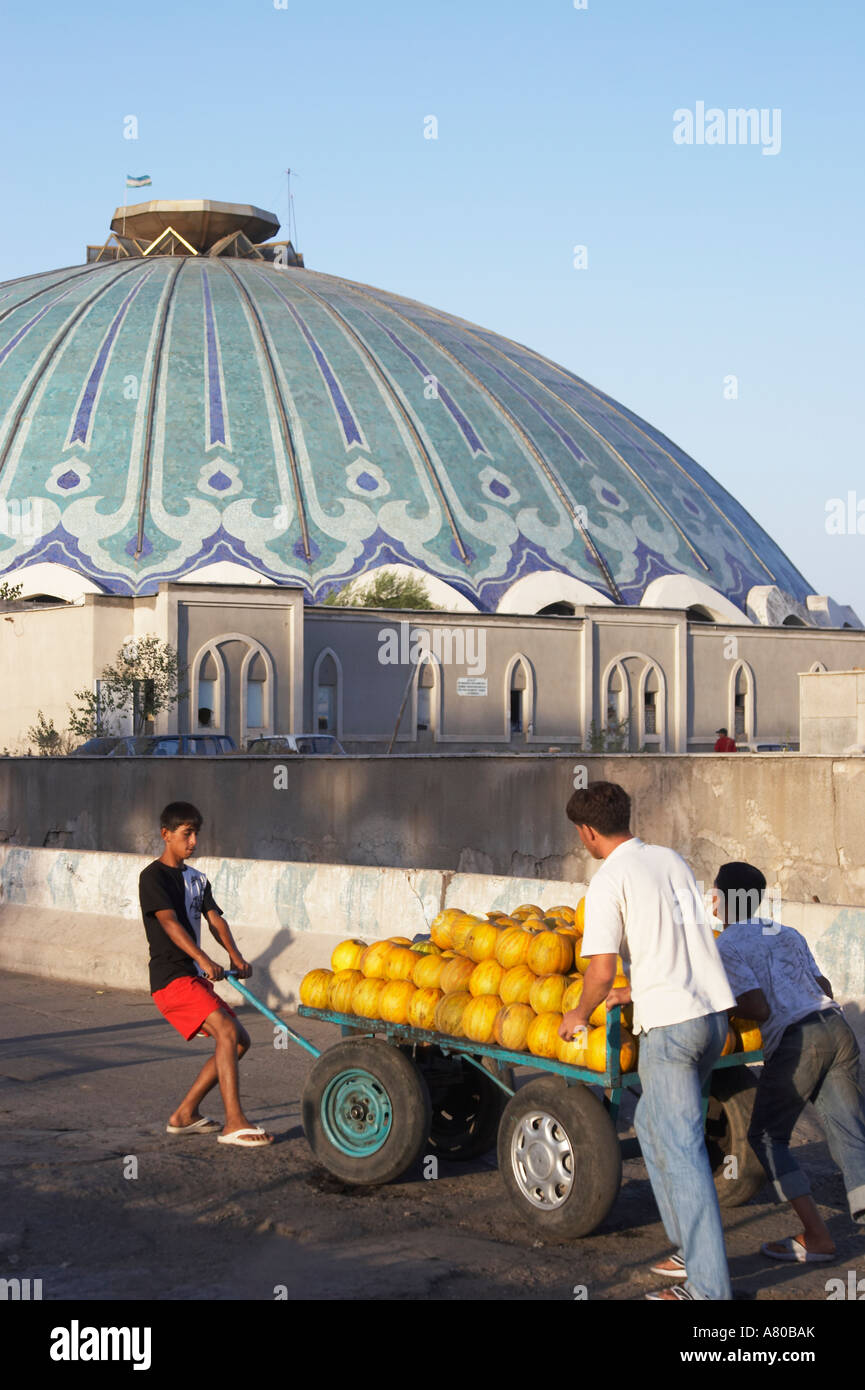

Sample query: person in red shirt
[714,728,737,752]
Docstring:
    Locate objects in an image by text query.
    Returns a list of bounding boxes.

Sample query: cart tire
[706,1067,766,1207]
[416,1048,514,1161]
[497,1077,621,1239]
[302,1038,432,1185]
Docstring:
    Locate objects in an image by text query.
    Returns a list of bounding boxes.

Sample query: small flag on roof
[126,175,152,188]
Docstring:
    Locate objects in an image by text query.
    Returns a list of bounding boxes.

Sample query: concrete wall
[1,753,864,906]
[0,847,862,1040]
[800,670,865,754]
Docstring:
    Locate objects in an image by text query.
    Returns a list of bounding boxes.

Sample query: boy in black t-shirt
[139,801,273,1147]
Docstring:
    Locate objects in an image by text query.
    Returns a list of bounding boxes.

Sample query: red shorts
[152,975,237,1041]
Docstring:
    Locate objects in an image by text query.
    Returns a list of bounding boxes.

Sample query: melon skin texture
[462,994,503,1043]
[465,920,500,963]
[379,980,417,1024]
[351,977,386,1019]
[359,941,393,979]
[499,964,536,1005]
[528,931,574,977]
[299,969,333,1009]
[328,968,363,1013]
[330,939,367,973]
[494,1003,535,1051]
[434,991,473,1038]
[384,946,418,981]
[408,986,443,1030]
[469,959,505,997]
[440,956,476,994]
[412,952,448,990]
[529,973,569,1014]
[527,1012,564,1059]
[494,927,532,969]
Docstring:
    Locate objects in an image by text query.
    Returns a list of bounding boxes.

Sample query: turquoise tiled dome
[0,253,813,610]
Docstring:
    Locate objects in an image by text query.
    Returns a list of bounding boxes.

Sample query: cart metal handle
[223,970,321,1059]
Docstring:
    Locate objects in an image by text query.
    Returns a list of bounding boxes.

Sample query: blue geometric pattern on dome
[0,255,816,611]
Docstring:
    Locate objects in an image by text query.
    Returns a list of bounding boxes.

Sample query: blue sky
[2,0,863,616]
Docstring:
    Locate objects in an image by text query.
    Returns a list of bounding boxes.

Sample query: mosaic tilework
[0,256,814,610]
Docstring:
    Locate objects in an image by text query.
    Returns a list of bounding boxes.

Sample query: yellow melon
[440,955,476,994]
[469,958,505,996]
[351,976,386,1019]
[529,973,570,1014]
[450,914,481,953]
[410,940,441,955]
[407,986,443,1030]
[379,979,417,1024]
[493,1003,535,1051]
[556,1029,589,1066]
[462,993,503,1043]
[527,1012,564,1059]
[412,952,448,990]
[388,936,413,946]
[550,905,576,924]
[528,931,574,977]
[588,976,632,1027]
[430,908,462,950]
[495,926,533,969]
[732,1018,763,1052]
[384,945,418,981]
[330,938,367,973]
[434,991,472,1037]
[512,903,545,920]
[584,1024,638,1073]
[561,977,584,1012]
[486,909,510,923]
[465,919,500,963]
[328,968,363,1013]
[299,968,333,1009]
[499,963,536,1005]
[574,897,586,933]
[721,1027,736,1056]
[359,941,393,979]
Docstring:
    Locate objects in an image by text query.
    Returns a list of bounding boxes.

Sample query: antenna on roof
[286,167,300,248]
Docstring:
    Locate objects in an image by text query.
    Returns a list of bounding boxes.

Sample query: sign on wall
[456,677,488,696]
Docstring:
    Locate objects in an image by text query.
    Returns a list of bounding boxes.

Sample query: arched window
[411,654,440,742]
[503,654,535,740]
[197,651,219,728]
[809,661,828,674]
[312,648,342,736]
[782,614,807,627]
[729,660,755,742]
[190,634,275,745]
[246,651,266,733]
[687,605,714,623]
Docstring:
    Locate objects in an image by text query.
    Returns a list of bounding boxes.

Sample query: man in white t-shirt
[714,860,865,1262]
[560,781,736,1301]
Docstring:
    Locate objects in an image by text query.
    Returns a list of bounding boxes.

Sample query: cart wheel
[416,1048,514,1161]
[302,1038,432,1185]
[706,1067,766,1207]
[497,1076,622,1239]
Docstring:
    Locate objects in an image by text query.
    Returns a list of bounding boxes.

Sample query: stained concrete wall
[800,670,865,754]
[1,753,864,906]
[0,848,862,1044]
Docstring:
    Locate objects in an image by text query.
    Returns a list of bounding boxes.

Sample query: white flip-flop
[166,1116,220,1134]
[217,1126,274,1147]
[760,1237,834,1263]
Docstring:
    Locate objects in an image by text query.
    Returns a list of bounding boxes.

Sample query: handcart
[225,970,765,1239]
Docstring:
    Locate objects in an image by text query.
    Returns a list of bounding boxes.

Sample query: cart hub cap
[511,1110,574,1209]
[321,1068,393,1157]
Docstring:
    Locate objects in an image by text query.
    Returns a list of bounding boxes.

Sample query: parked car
[245,734,346,755]
[69,736,123,756]
[70,734,236,756]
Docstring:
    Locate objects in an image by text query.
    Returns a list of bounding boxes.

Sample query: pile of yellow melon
[299,900,640,1073]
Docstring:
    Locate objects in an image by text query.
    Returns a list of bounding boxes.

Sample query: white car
[245,734,346,755]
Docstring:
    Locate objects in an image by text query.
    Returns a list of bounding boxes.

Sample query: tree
[585,716,631,753]
[323,571,437,610]
[68,636,186,739]
[26,711,76,756]
[0,580,23,601]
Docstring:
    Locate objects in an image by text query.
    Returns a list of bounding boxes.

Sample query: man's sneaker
[649,1253,687,1279]
[646,1284,695,1301]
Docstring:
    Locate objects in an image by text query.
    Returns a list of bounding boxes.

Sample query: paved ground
[0,970,862,1302]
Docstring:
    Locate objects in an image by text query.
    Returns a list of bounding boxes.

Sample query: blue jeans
[634,1010,731,1300]
[748,1007,865,1222]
